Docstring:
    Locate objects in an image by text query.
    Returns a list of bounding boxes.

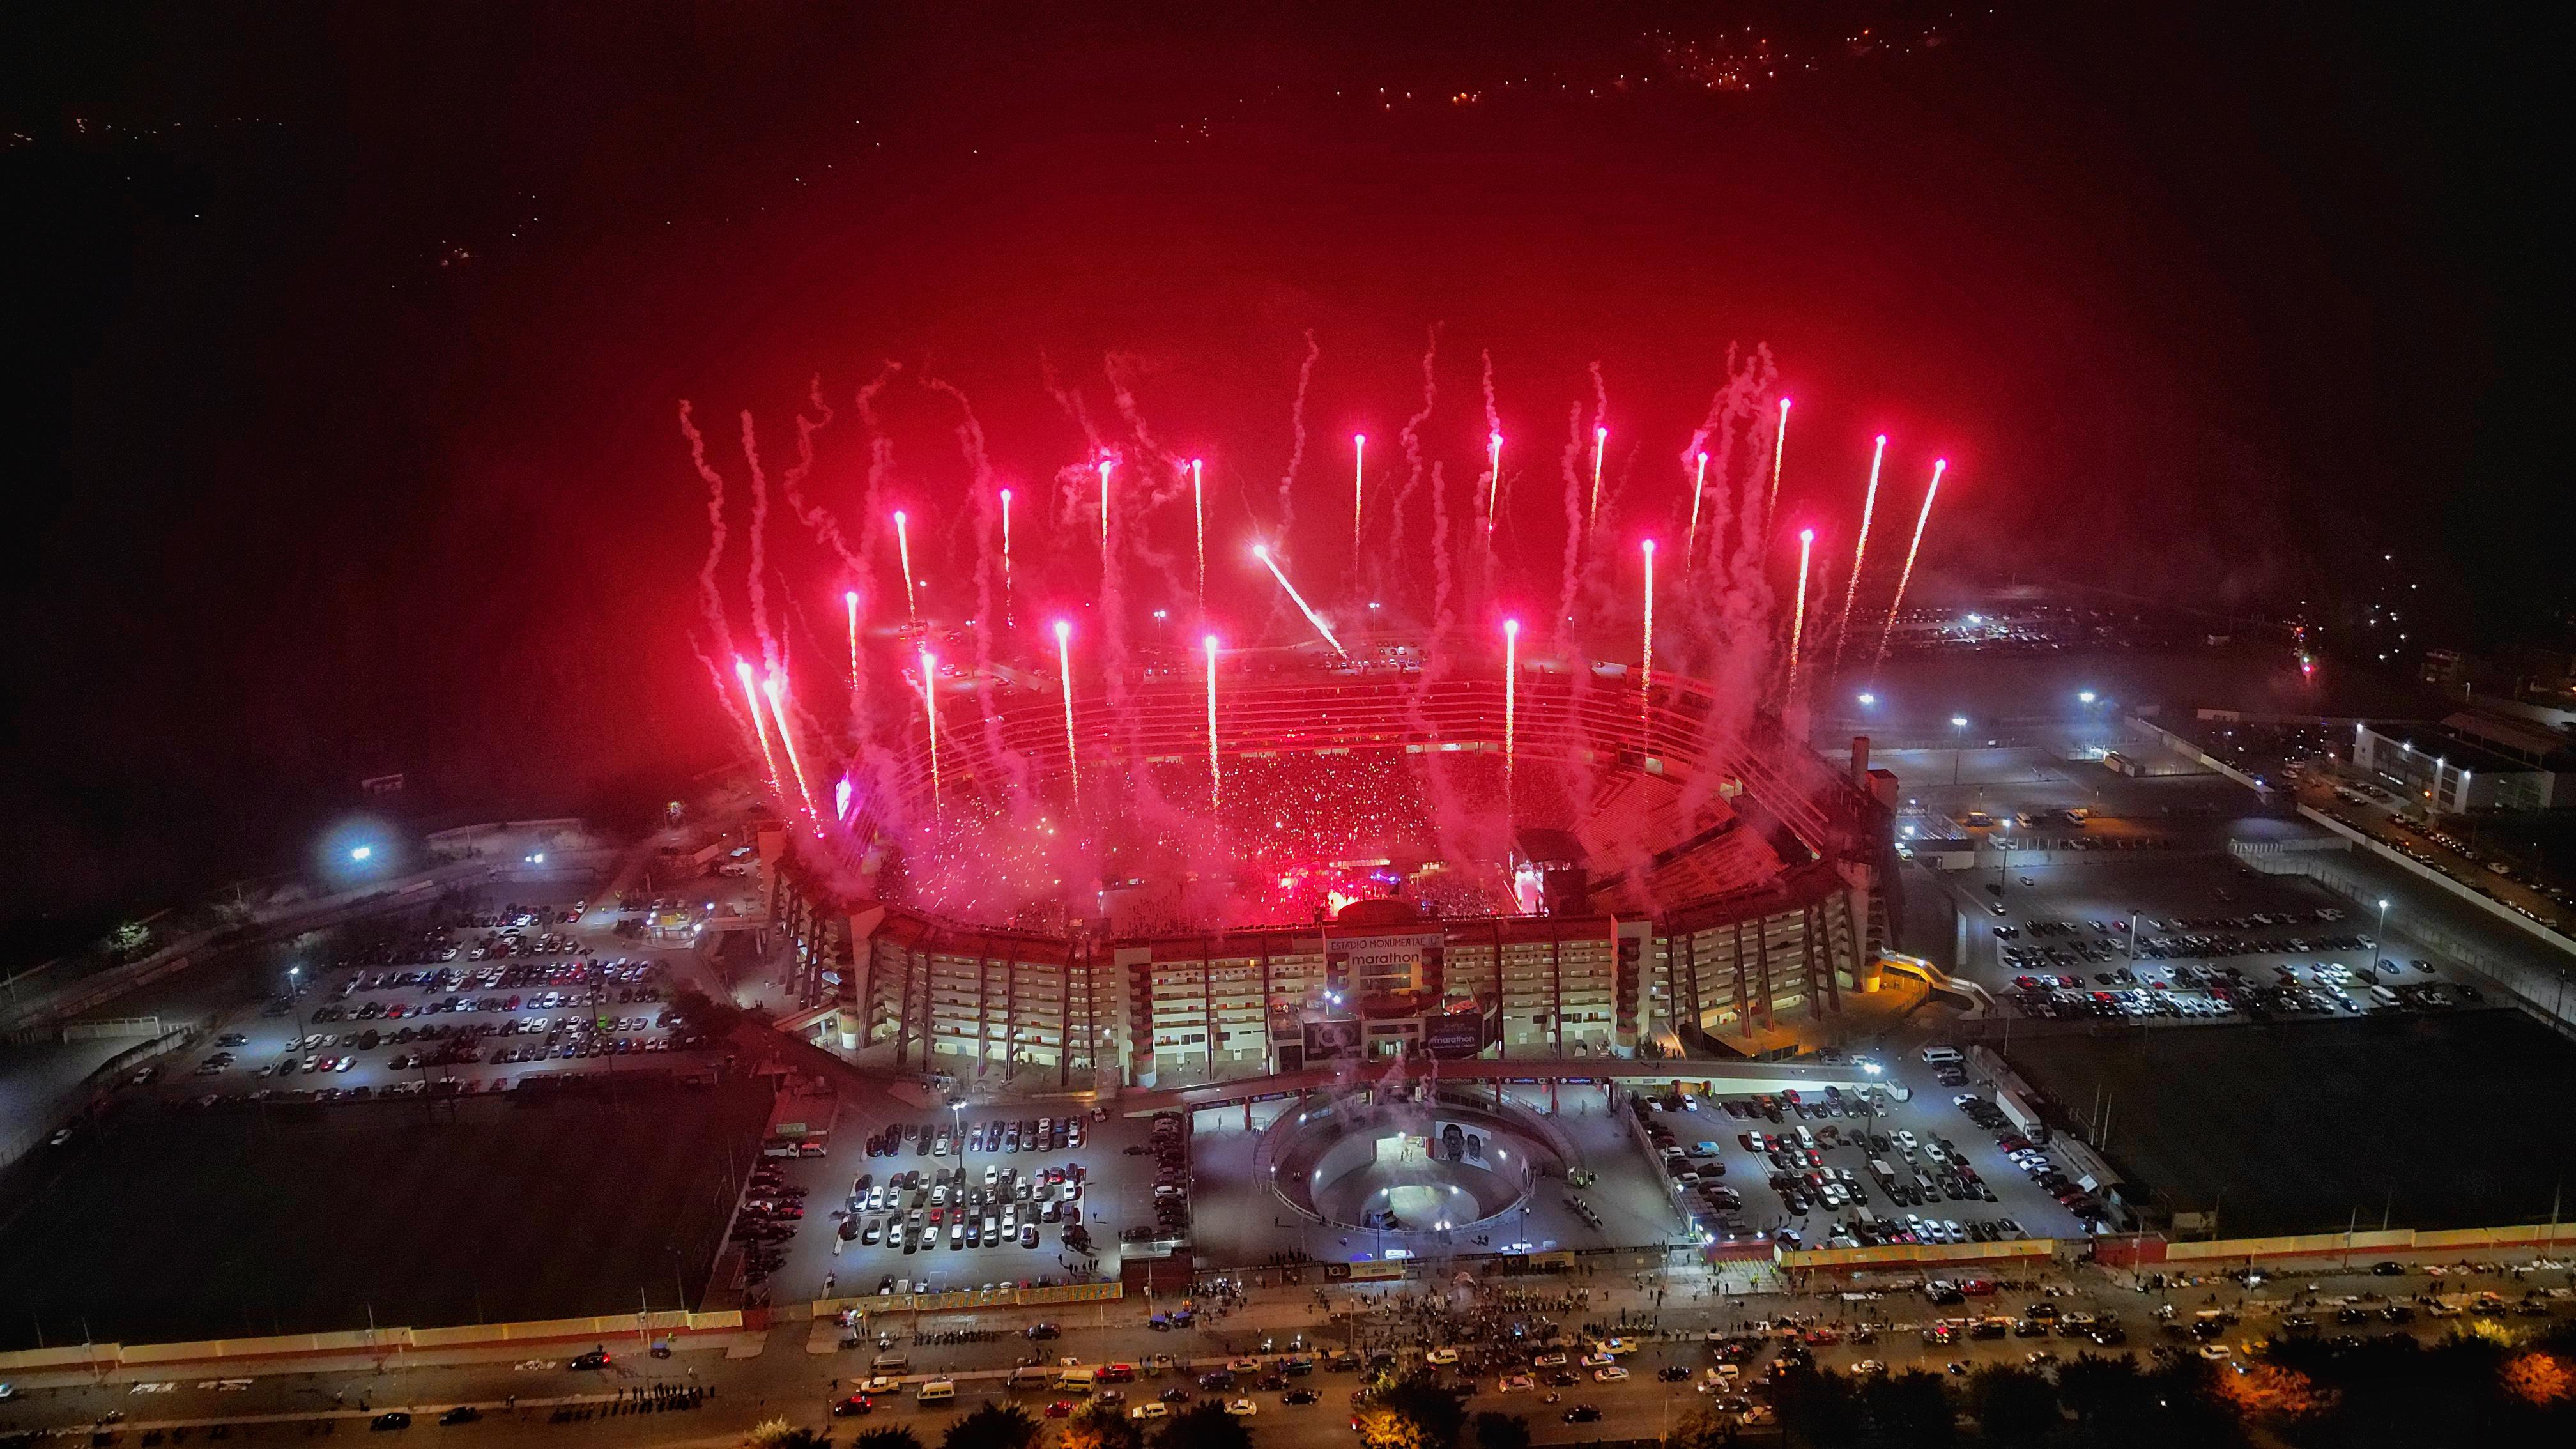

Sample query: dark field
[0,1079,770,1350]
[2005,1010,2576,1239]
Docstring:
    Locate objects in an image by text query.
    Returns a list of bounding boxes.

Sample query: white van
[1920,1046,1963,1066]
[916,1378,955,1404]
[1056,1367,1098,1392]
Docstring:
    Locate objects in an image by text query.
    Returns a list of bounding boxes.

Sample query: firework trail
[732,412,781,672]
[1787,527,1815,693]
[923,375,1008,769]
[1386,324,1440,605]
[1503,617,1521,816]
[1640,538,1657,758]
[1104,352,1177,461]
[1670,345,1783,827]
[1276,329,1319,538]
[773,375,864,575]
[1874,458,1948,669]
[733,658,781,792]
[1553,401,1586,658]
[1768,397,1791,522]
[1480,349,1503,541]
[917,647,942,821]
[1350,433,1366,571]
[677,401,741,673]
[1586,361,1609,536]
[1190,460,1204,610]
[1683,450,1710,569]
[1825,433,1887,680]
[852,362,904,560]
[1427,460,1455,635]
[1678,355,1747,574]
[1203,634,1222,814]
[1252,544,1348,657]
[1040,355,1111,528]
[1052,620,1080,801]
[762,673,818,818]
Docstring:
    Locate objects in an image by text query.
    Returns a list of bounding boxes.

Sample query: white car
[1425,1349,1459,1366]
[1593,1366,1629,1383]
[1128,1404,1168,1421]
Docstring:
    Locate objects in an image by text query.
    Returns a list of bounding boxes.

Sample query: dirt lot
[2005,1009,2576,1238]
[0,1077,769,1349]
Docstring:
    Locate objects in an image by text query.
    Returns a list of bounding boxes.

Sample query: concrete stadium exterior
[767,659,1902,1091]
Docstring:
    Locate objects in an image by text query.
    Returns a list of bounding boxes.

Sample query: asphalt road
[10,1253,2571,1449]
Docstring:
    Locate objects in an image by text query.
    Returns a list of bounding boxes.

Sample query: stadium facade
[765,665,1902,1089]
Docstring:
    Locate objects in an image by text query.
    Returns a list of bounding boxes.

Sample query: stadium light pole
[286,963,307,1055]
[1951,716,1969,786]
[2376,898,2389,967]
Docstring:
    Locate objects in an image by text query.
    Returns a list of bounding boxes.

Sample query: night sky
[4,3,2565,938]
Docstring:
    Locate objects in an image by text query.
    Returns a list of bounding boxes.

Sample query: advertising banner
[1327,931,1446,997]
[1301,1018,1365,1060]
[1423,1002,1495,1059]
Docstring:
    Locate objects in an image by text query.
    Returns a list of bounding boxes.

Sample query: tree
[2212,1362,2324,1419]
[2055,1353,2150,1439]
[940,1402,1040,1449]
[1356,1404,1427,1449]
[1371,1372,1469,1449]
[2503,1350,2575,1406]
[671,984,746,1039]
[1663,1404,1737,1449]
[1058,1402,1142,1449]
[744,1420,829,1449]
[1964,1367,2058,1449]
[1863,1368,1958,1447]
[855,1431,926,1449]
[1771,1367,1863,1447]
[1471,1410,1532,1449]
[1152,1401,1252,1449]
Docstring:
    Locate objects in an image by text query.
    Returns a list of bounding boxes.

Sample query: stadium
[767,634,1901,1091]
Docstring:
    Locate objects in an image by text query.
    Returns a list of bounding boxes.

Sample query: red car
[830,1395,874,1418]
[1044,1401,1077,1419]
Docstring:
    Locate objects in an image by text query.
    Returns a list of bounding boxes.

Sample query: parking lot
[1638,1071,2092,1251]
[1924,852,2490,1027]
[109,896,728,1112]
[2004,1008,2576,1237]
[734,1101,1165,1305]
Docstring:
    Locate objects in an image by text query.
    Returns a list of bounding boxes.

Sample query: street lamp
[2375,899,2390,967]
[1951,717,1969,786]
[286,964,307,1055]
